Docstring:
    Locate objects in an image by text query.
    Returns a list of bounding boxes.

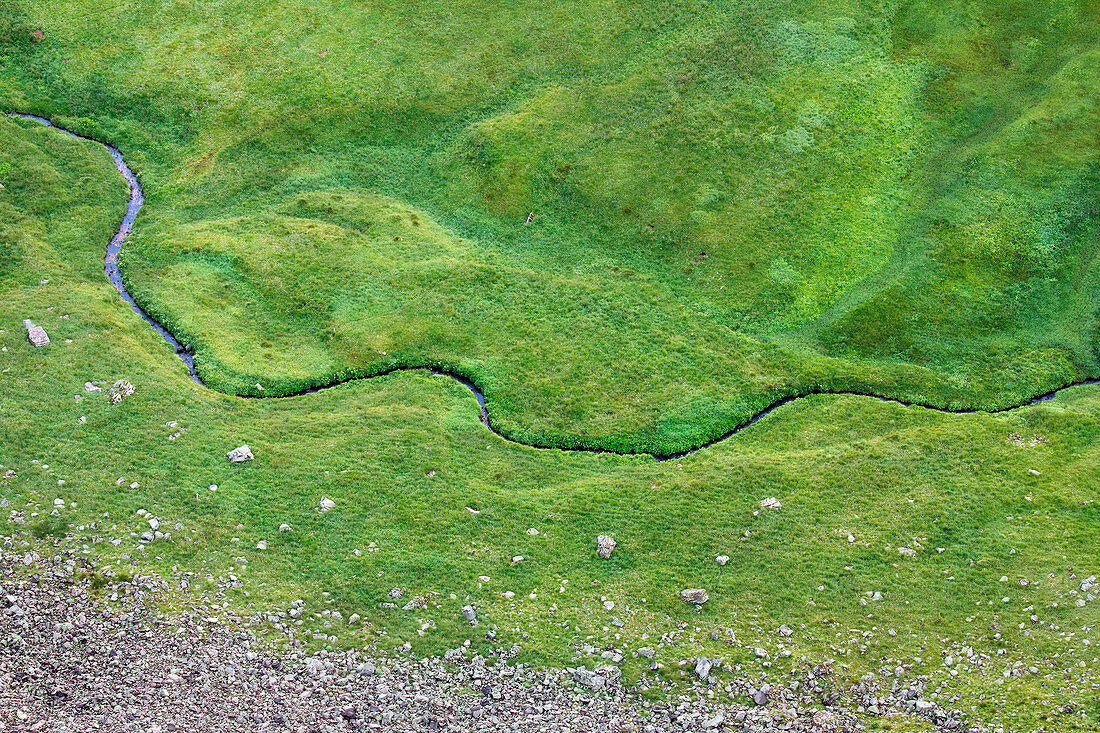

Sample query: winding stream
[9,112,1099,461]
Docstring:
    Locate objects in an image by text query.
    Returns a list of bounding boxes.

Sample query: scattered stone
[511,555,524,565]
[227,445,253,463]
[106,380,134,404]
[319,496,336,512]
[759,497,781,510]
[526,528,538,535]
[704,712,725,729]
[694,656,713,680]
[596,534,616,559]
[53,498,64,508]
[898,547,916,556]
[752,689,769,705]
[83,381,102,392]
[461,605,478,623]
[23,319,49,347]
[778,625,793,637]
[637,647,655,659]
[388,588,405,600]
[148,517,159,531]
[715,555,729,566]
[256,540,267,550]
[278,523,291,532]
[680,588,709,605]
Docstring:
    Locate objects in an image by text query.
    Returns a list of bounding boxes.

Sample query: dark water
[8,112,1098,461]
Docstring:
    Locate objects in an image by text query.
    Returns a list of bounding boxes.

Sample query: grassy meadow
[2,1,1100,730]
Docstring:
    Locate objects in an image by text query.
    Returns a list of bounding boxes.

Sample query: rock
[752,689,769,705]
[526,528,538,535]
[596,535,616,559]
[694,656,712,680]
[140,531,154,542]
[227,445,253,463]
[106,380,134,404]
[279,523,291,532]
[637,647,655,659]
[778,625,793,637]
[256,540,267,550]
[572,668,606,690]
[83,382,101,393]
[871,591,883,601]
[602,600,614,611]
[356,661,374,676]
[759,497,781,510]
[679,588,709,605]
[23,319,49,347]
[511,555,524,564]
[715,555,729,566]
[319,496,336,512]
[461,606,477,623]
[148,517,159,531]
[753,647,768,658]
[348,613,360,624]
[704,712,725,729]
[53,498,64,508]
[898,547,916,556]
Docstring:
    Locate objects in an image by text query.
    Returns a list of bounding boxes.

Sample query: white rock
[319,496,336,512]
[759,497,782,509]
[715,555,729,566]
[106,380,134,404]
[596,535,616,559]
[602,600,614,611]
[53,498,64,508]
[23,320,49,347]
[129,482,139,489]
[208,484,217,492]
[511,555,524,564]
[256,540,267,550]
[526,528,538,535]
[898,547,916,556]
[83,382,101,393]
[227,445,254,463]
[348,613,360,624]
[279,523,291,532]
[679,588,709,605]
[148,517,159,531]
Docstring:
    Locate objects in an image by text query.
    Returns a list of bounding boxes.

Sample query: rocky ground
[0,535,981,733]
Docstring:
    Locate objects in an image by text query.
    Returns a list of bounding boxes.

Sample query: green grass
[2,116,1100,730]
[1,0,1096,453]
[2,2,1100,729]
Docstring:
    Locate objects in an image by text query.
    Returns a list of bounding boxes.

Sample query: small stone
[679,588,709,605]
[752,689,769,705]
[23,319,49,347]
[256,540,267,550]
[388,588,404,599]
[511,555,524,564]
[348,613,360,624]
[694,656,712,680]
[53,498,64,508]
[319,496,336,512]
[279,523,291,532]
[602,600,614,611]
[596,535,616,559]
[106,380,134,404]
[461,605,477,623]
[140,531,154,542]
[83,382,101,392]
[778,625,793,637]
[227,445,253,463]
[637,647,655,659]
[526,528,538,535]
[704,712,725,729]
[148,517,159,531]
[356,661,374,675]
[715,555,729,566]
[208,484,217,492]
[759,497,781,510]
[898,547,916,556]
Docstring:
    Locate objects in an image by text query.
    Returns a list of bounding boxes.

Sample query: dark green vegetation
[2,1,1100,730]
[2,0,1098,452]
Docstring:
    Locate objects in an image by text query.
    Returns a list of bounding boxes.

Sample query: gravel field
[0,534,982,733]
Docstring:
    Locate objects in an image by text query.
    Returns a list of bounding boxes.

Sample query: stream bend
[9,111,1099,461]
